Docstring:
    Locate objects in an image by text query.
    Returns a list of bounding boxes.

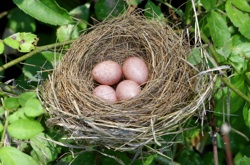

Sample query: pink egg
[122,56,149,85]
[92,60,122,85]
[116,80,141,101]
[93,85,117,103]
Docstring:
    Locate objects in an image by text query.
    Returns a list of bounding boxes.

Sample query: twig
[221,123,233,165]
[210,113,219,165]
[0,82,24,95]
[0,40,74,72]
[0,112,9,149]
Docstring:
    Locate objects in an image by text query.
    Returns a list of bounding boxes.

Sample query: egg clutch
[92,57,148,103]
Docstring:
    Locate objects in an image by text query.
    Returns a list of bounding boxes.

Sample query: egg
[116,80,141,101]
[122,56,149,85]
[92,60,122,85]
[93,85,117,103]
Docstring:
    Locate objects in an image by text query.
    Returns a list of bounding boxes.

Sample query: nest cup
[43,15,212,151]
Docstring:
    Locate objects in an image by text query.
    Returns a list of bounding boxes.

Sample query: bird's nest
[42,14,213,151]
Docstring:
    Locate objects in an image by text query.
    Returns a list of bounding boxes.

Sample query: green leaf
[4,32,38,53]
[18,92,37,107]
[207,11,231,48]
[228,51,248,73]
[200,0,216,11]
[232,43,250,59]
[30,133,60,164]
[235,156,250,165]
[22,99,44,117]
[13,0,72,26]
[0,147,38,165]
[0,40,4,54]
[69,152,95,165]
[8,110,27,123]
[145,0,164,20]
[7,7,36,33]
[69,4,90,30]
[144,155,156,165]
[7,119,44,139]
[243,103,250,128]
[226,0,250,39]
[231,0,250,12]
[187,48,203,65]
[4,97,20,111]
[214,74,246,115]
[22,51,61,82]
[94,0,126,21]
[56,24,80,43]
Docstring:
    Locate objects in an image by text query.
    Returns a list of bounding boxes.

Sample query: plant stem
[0,113,9,149]
[200,30,250,103]
[0,40,75,72]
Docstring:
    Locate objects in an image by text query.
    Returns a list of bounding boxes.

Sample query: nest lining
[43,14,212,151]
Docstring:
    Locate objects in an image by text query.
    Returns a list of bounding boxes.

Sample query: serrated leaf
[23,51,61,82]
[7,7,36,33]
[22,99,44,117]
[0,146,38,165]
[30,133,60,164]
[200,0,216,11]
[4,32,38,52]
[0,40,4,54]
[94,0,126,21]
[13,0,72,26]
[18,92,37,107]
[4,97,20,111]
[7,119,44,139]
[232,0,250,12]
[243,103,250,128]
[207,11,231,48]
[226,0,250,39]
[145,0,164,20]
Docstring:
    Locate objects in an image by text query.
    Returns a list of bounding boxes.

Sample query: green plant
[0,0,250,164]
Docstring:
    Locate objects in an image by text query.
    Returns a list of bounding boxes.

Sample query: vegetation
[0,0,250,164]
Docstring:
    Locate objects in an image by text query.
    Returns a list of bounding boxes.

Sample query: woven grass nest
[43,14,213,151]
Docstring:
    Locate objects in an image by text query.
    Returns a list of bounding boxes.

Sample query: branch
[200,30,250,103]
[0,40,75,72]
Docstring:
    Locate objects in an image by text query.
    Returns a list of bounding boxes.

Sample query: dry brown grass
[42,14,213,151]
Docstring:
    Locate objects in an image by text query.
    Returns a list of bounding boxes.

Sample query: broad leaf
[0,147,38,165]
[18,92,37,107]
[30,133,60,164]
[145,0,164,20]
[7,7,36,33]
[0,40,4,54]
[94,0,126,21]
[200,0,216,11]
[144,155,156,165]
[207,11,231,48]
[4,32,38,52]
[4,97,20,111]
[22,99,45,117]
[232,0,250,12]
[13,0,72,26]
[7,119,44,139]
[226,0,250,39]
[228,51,248,72]
[187,48,203,65]
[22,51,61,82]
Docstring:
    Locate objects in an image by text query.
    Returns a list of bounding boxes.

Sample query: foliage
[0,0,250,164]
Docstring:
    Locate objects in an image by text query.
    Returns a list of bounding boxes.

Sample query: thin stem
[199,30,250,103]
[0,40,75,72]
[0,112,9,149]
